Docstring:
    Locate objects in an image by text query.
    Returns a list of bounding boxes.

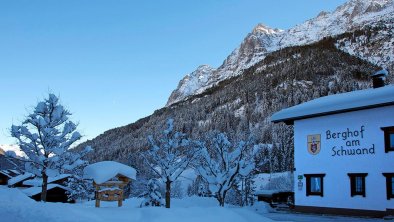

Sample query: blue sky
[0,0,347,145]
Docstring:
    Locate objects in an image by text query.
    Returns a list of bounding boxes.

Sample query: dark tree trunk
[165,179,171,208]
[41,171,48,202]
[218,195,224,207]
[218,190,228,207]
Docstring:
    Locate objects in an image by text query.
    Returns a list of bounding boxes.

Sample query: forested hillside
[78,36,380,175]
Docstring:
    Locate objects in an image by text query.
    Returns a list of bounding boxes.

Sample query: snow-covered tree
[65,175,95,202]
[65,160,95,202]
[140,119,200,208]
[198,182,209,197]
[187,175,209,197]
[238,175,256,206]
[10,94,92,202]
[171,181,184,198]
[140,179,164,207]
[197,133,258,207]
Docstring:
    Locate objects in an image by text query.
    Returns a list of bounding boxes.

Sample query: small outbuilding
[0,170,12,185]
[271,72,394,217]
[5,169,22,177]
[83,161,137,207]
[7,173,35,188]
[19,174,74,203]
[22,184,72,203]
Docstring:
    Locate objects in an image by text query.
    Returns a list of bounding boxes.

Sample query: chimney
[371,69,388,88]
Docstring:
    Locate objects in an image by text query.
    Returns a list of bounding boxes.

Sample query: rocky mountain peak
[166,24,281,107]
[317,11,329,18]
[166,0,394,107]
[339,0,392,11]
[334,0,393,20]
[166,65,216,106]
[192,65,214,76]
[252,23,281,35]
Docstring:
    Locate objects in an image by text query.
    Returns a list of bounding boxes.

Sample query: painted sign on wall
[325,125,375,157]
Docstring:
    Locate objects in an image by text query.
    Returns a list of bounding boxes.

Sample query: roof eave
[271,102,394,124]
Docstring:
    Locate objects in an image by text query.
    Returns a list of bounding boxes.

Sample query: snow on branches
[140,179,164,207]
[141,119,200,208]
[197,133,258,207]
[10,93,92,201]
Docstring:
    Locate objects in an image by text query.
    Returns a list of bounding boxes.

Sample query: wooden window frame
[381,126,394,153]
[383,173,394,200]
[348,173,367,197]
[304,174,325,197]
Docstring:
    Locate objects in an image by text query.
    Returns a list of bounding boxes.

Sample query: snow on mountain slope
[335,19,394,68]
[167,24,282,106]
[278,0,393,48]
[167,65,216,105]
[0,144,26,158]
[282,0,394,70]
[167,0,394,106]
[214,24,282,84]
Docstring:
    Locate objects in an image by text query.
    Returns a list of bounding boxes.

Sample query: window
[381,126,394,153]
[348,173,367,197]
[304,174,325,197]
[392,177,394,195]
[383,173,394,200]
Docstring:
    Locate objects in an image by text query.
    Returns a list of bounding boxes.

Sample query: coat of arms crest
[307,134,321,155]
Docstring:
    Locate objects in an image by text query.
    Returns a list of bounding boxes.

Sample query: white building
[271,74,394,217]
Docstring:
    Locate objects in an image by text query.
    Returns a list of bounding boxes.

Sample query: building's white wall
[294,105,394,211]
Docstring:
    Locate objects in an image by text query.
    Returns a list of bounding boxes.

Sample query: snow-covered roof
[7,173,35,186]
[23,174,71,186]
[2,169,21,177]
[254,190,292,196]
[371,69,388,77]
[22,184,69,197]
[23,178,41,187]
[271,85,394,124]
[0,170,12,178]
[0,154,19,170]
[8,169,21,175]
[83,161,137,184]
[48,174,71,183]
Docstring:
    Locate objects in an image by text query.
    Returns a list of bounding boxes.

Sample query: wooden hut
[22,184,72,203]
[0,170,12,185]
[8,173,35,187]
[83,161,136,207]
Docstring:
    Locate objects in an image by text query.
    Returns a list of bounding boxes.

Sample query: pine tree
[140,179,164,207]
[65,175,94,202]
[65,164,95,202]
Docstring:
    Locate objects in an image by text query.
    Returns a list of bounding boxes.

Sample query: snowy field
[0,186,276,222]
[0,186,387,222]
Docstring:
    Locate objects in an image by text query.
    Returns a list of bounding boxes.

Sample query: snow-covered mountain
[167,24,282,106]
[0,144,26,158]
[278,0,393,48]
[167,0,394,106]
[167,65,216,106]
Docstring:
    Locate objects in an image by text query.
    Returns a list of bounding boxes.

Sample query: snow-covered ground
[0,186,275,222]
[0,186,387,222]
